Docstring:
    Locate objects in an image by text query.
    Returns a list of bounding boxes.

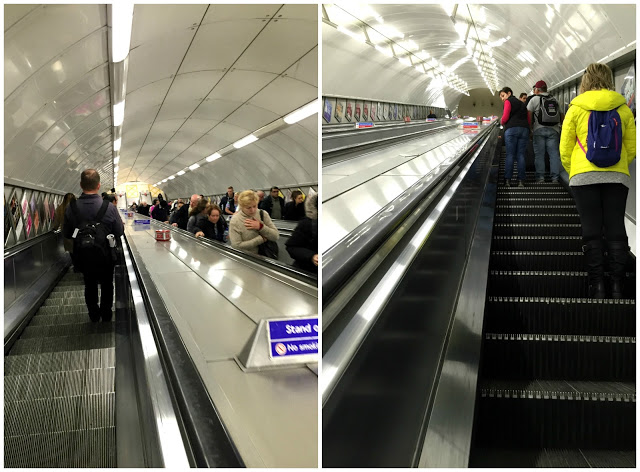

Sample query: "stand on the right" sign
[267,317,318,358]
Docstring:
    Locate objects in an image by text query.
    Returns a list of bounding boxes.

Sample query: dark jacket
[173,202,190,230]
[152,203,169,222]
[194,214,227,242]
[285,217,318,273]
[261,195,285,218]
[283,201,306,221]
[63,193,124,240]
[501,96,529,131]
[220,194,236,215]
[137,204,150,216]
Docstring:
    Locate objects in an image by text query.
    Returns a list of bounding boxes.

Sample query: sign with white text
[267,317,318,358]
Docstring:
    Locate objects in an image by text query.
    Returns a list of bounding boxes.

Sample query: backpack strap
[259,209,264,221]
[95,200,110,223]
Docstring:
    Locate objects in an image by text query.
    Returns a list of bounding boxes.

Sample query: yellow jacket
[559,89,635,179]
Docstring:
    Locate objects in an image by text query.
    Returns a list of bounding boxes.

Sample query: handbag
[257,210,279,259]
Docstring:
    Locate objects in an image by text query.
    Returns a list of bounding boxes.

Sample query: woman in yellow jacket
[559,63,636,298]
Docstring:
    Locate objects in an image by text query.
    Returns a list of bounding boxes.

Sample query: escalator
[469,150,636,467]
[5,269,116,467]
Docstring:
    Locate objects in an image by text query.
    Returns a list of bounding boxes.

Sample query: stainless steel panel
[203,360,317,467]
[5,258,16,310]
[13,245,43,300]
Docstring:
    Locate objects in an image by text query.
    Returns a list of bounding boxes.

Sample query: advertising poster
[363,102,369,121]
[345,100,354,122]
[377,102,383,121]
[126,185,139,199]
[49,202,55,221]
[334,100,344,123]
[354,101,362,121]
[564,88,570,114]
[621,63,635,115]
[26,214,32,236]
[394,104,398,120]
[370,102,376,121]
[34,211,40,232]
[322,98,333,123]
[22,198,28,215]
[43,197,49,220]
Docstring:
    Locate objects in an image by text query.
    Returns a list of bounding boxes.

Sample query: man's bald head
[80,169,101,192]
[190,194,200,208]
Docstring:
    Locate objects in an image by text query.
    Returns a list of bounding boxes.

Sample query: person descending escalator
[286,193,318,273]
[229,190,279,256]
[283,190,306,221]
[63,169,124,322]
[560,62,636,299]
[499,86,532,187]
[194,204,227,242]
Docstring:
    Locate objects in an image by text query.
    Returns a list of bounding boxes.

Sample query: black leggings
[572,183,629,242]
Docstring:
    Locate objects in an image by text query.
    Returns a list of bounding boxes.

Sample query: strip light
[111,3,134,62]
[113,138,121,151]
[233,134,258,149]
[284,100,319,124]
[113,101,125,127]
[189,163,200,171]
[206,152,221,162]
[177,170,185,176]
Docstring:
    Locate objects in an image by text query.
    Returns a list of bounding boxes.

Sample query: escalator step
[494,214,580,224]
[470,448,635,468]
[496,191,568,197]
[9,332,115,356]
[490,251,583,271]
[5,348,114,376]
[29,313,97,327]
[485,297,635,336]
[37,305,90,316]
[497,205,577,215]
[473,380,635,449]
[42,297,87,307]
[488,271,636,298]
[496,197,574,203]
[492,236,581,252]
[49,290,100,298]
[493,223,582,236]
[481,333,635,380]
[20,323,114,339]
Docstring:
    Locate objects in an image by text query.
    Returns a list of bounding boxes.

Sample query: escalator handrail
[321,125,498,406]
[322,122,498,303]
[120,233,245,467]
[119,235,193,468]
[3,228,60,259]
[149,219,317,286]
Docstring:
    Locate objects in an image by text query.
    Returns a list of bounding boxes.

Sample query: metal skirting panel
[4,272,117,468]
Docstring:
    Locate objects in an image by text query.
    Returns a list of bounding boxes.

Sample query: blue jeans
[533,127,561,180]
[504,127,528,180]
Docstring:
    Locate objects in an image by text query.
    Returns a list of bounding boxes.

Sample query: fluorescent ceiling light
[416,50,430,61]
[376,24,404,40]
[168,175,175,180]
[111,3,134,62]
[517,51,537,63]
[162,179,168,183]
[113,100,125,127]
[206,152,221,162]
[177,170,185,176]
[284,100,319,124]
[113,156,119,165]
[113,138,121,151]
[337,25,365,43]
[519,67,532,77]
[233,134,258,149]
[375,45,393,57]
[397,56,412,67]
[114,166,119,173]
[441,4,456,16]
[189,163,200,171]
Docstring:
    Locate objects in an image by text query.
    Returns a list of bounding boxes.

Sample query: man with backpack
[527,80,563,182]
[64,169,124,322]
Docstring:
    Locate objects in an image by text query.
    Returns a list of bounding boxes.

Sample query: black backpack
[70,200,112,272]
[537,95,561,126]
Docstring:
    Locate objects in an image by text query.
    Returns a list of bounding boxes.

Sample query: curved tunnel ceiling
[5,4,318,197]
[322,3,635,112]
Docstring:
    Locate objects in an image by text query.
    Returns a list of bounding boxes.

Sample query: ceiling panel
[131,4,207,48]
[206,69,276,102]
[192,99,242,122]
[283,46,317,86]
[156,71,226,121]
[203,4,280,23]
[224,103,280,132]
[249,76,317,115]
[234,19,318,74]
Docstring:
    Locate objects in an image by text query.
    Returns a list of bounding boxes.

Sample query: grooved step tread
[470,447,635,468]
[479,379,635,400]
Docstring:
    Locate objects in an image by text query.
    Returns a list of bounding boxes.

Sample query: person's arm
[285,221,315,263]
[229,220,263,249]
[621,105,636,164]
[109,206,125,237]
[62,207,74,239]
[558,107,577,174]
[500,99,511,126]
[186,215,198,233]
[258,211,279,241]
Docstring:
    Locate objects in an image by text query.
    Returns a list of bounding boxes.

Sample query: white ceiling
[323,3,635,111]
[5,4,318,196]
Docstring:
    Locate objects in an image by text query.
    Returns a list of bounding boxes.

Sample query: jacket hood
[570,89,626,112]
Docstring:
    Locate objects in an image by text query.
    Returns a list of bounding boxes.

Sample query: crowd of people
[499,62,635,299]
[128,186,318,274]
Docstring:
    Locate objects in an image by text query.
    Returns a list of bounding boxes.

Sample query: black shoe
[607,240,629,299]
[88,310,101,322]
[583,240,605,299]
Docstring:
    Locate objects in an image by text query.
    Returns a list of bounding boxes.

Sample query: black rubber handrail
[3,229,60,258]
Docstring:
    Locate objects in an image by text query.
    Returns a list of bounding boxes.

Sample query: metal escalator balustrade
[5,271,116,467]
[469,150,636,467]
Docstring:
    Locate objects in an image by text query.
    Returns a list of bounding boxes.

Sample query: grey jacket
[229,209,279,254]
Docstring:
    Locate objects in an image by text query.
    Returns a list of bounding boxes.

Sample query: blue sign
[268,317,318,358]
[134,219,151,231]
[355,122,374,129]
[323,98,333,123]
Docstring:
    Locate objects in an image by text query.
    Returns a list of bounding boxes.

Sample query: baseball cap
[533,80,547,89]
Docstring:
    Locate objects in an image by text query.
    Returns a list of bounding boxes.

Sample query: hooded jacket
[559,89,635,179]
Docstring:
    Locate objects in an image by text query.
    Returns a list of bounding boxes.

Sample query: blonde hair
[237,190,258,208]
[579,63,614,94]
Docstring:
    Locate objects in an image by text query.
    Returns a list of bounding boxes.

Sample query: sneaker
[536,178,545,183]
[504,179,511,187]
[518,180,525,188]
[551,178,559,183]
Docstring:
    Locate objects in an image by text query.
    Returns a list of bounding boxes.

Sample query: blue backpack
[577,107,623,167]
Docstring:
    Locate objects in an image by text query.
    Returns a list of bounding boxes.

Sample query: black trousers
[83,263,115,318]
[572,183,629,242]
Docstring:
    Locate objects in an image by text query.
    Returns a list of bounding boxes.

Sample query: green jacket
[559,89,635,179]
